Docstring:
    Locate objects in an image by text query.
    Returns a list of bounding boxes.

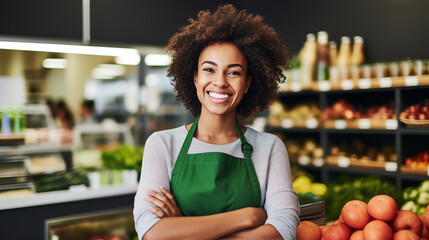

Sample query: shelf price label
[341,79,354,90]
[318,81,331,92]
[305,118,318,129]
[338,157,350,168]
[379,78,392,88]
[290,82,302,92]
[384,162,398,172]
[281,119,294,129]
[385,120,398,130]
[334,120,347,129]
[358,78,371,89]
[358,119,371,129]
[298,155,311,166]
[405,76,419,86]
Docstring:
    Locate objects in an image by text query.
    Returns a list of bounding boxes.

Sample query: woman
[134,4,299,240]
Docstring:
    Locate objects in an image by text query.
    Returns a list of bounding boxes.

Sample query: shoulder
[245,127,283,145]
[145,125,187,146]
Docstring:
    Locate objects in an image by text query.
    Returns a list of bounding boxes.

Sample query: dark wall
[242,0,429,62]
[90,0,244,46]
[0,0,82,40]
[0,0,428,62]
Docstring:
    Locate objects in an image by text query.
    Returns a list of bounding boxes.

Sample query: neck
[192,110,242,145]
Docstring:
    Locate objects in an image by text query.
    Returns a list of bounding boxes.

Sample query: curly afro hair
[166,4,289,117]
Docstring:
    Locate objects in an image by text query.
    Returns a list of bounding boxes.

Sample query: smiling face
[194,42,251,118]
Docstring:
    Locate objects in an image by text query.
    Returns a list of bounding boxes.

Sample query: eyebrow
[201,61,244,70]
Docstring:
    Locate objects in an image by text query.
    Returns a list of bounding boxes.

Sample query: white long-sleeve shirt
[134,125,300,240]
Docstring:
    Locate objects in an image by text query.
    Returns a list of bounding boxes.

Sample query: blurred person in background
[77,100,96,125]
[134,4,299,240]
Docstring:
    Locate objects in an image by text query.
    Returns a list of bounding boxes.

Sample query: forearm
[220,224,283,240]
[143,208,262,240]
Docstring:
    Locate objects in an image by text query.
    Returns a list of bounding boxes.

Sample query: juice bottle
[337,36,351,80]
[329,41,338,66]
[299,33,317,86]
[316,31,330,81]
[350,36,365,66]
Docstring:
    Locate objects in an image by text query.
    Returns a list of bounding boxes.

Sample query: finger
[145,195,172,216]
[148,205,165,218]
[159,187,179,207]
[147,189,175,209]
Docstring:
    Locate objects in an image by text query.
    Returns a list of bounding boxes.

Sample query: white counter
[0,185,137,210]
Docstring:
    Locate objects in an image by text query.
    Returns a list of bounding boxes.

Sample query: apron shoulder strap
[236,119,252,159]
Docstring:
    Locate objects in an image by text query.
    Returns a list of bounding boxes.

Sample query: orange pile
[297,194,429,240]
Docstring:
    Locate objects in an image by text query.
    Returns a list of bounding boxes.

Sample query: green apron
[170,115,261,216]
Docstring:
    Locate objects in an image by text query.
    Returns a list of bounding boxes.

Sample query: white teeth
[209,92,229,99]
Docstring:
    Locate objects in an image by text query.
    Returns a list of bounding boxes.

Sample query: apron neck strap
[236,119,252,159]
[181,115,252,159]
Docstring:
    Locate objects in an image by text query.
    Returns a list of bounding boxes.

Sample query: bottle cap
[306,33,316,41]
[329,41,337,48]
[354,36,364,44]
[341,36,351,44]
[317,31,328,44]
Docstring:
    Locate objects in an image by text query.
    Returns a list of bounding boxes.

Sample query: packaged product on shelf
[400,99,429,123]
[316,31,330,82]
[299,33,317,86]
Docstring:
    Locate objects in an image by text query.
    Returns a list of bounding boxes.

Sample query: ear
[193,71,198,85]
[244,75,252,93]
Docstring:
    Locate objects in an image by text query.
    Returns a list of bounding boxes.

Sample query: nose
[213,74,229,87]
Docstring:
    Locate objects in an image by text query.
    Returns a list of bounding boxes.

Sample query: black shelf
[265,126,321,133]
[324,165,398,178]
[400,173,429,182]
[325,129,397,135]
[268,82,429,190]
[399,128,429,135]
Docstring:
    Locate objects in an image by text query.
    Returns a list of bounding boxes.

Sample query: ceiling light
[144,54,171,66]
[91,64,126,79]
[115,54,141,65]
[0,40,141,60]
[42,58,68,69]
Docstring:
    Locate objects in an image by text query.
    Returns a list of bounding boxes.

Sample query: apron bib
[170,115,261,216]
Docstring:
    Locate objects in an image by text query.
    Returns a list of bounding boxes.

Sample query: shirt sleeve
[133,133,172,240]
[264,136,300,240]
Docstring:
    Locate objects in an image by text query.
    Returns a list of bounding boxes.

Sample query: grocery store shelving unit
[266,75,429,190]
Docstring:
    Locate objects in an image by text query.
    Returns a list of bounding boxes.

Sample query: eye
[203,68,214,73]
[228,71,241,76]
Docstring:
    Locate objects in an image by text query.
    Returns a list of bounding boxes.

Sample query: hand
[146,186,183,218]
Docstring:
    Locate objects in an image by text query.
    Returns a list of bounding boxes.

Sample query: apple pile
[297,194,429,240]
[400,100,429,121]
[405,150,429,169]
[323,99,396,121]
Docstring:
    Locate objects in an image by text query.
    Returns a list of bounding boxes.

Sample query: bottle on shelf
[350,36,365,66]
[2,106,11,135]
[329,41,339,83]
[350,36,365,80]
[336,36,351,81]
[329,41,338,66]
[316,31,330,81]
[14,105,25,134]
[299,33,317,86]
